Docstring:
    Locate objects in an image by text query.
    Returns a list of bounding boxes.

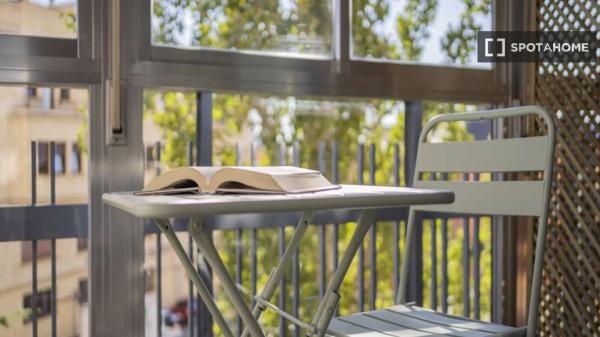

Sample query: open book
[136,166,340,195]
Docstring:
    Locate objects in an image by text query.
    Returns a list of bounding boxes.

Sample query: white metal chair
[326,106,555,337]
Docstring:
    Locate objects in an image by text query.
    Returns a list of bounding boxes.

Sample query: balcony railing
[1,129,496,337]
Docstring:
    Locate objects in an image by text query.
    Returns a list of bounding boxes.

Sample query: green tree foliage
[441,0,491,65]
[396,0,438,60]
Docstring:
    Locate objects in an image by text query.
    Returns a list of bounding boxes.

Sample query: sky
[383,0,492,67]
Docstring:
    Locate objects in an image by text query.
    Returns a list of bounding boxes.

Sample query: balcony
[0,1,598,337]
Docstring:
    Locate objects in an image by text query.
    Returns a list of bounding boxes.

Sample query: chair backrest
[397,106,555,337]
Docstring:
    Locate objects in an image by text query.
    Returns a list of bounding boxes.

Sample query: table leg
[189,218,266,337]
[153,219,234,337]
[308,210,377,337]
[240,212,315,337]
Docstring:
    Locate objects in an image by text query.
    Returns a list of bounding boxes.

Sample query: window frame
[0,0,99,86]
[137,0,503,103]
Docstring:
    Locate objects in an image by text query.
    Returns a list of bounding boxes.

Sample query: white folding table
[103,184,454,337]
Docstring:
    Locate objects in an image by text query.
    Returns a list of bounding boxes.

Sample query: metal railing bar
[463,173,471,318]
[318,142,326,299]
[187,141,195,337]
[429,173,437,311]
[156,141,163,337]
[368,143,377,310]
[332,141,339,272]
[430,219,437,310]
[32,239,38,337]
[157,232,163,337]
[30,140,38,337]
[51,239,57,337]
[441,217,449,313]
[50,141,56,205]
[441,173,449,314]
[188,234,195,337]
[473,174,481,320]
[278,226,287,337]
[235,142,243,336]
[279,142,287,337]
[393,143,401,299]
[0,204,484,241]
[250,142,257,307]
[0,205,88,242]
[357,142,364,312]
[292,142,300,337]
[31,141,37,205]
[474,216,481,320]
[50,141,57,337]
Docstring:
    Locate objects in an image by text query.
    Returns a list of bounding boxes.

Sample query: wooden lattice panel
[535,1,600,336]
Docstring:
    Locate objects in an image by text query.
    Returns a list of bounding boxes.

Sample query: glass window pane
[0,85,88,206]
[352,0,491,68]
[0,0,77,39]
[152,0,332,57]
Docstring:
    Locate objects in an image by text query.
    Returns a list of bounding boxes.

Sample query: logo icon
[484,37,506,57]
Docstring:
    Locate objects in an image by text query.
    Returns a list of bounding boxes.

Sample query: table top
[102,184,454,219]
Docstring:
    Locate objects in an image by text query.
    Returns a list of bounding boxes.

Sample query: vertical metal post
[393,143,401,300]
[404,101,423,305]
[331,142,339,271]
[187,141,195,337]
[250,142,257,307]
[32,239,38,337]
[196,91,213,166]
[196,91,213,336]
[279,142,287,337]
[368,143,377,310]
[441,220,448,313]
[430,218,437,310]
[90,0,146,334]
[31,141,37,205]
[156,141,162,337]
[50,141,57,337]
[235,142,243,336]
[357,142,364,312]
[473,174,481,320]
[318,142,326,299]
[292,143,301,337]
[441,174,449,313]
[30,141,37,337]
[463,174,471,318]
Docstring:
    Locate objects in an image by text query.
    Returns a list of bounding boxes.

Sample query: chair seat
[328,304,520,337]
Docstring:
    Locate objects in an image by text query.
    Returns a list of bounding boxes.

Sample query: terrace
[0,1,598,337]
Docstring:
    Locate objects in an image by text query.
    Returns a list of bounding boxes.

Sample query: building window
[77,238,88,251]
[27,87,37,98]
[77,279,88,304]
[38,142,50,174]
[55,143,66,174]
[38,142,67,175]
[23,289,52,322]
[70,143,82,173]
[60,88,70,101]
[21,240,51,263]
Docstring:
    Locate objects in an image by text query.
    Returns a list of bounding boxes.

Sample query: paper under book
[136,166,339,195]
